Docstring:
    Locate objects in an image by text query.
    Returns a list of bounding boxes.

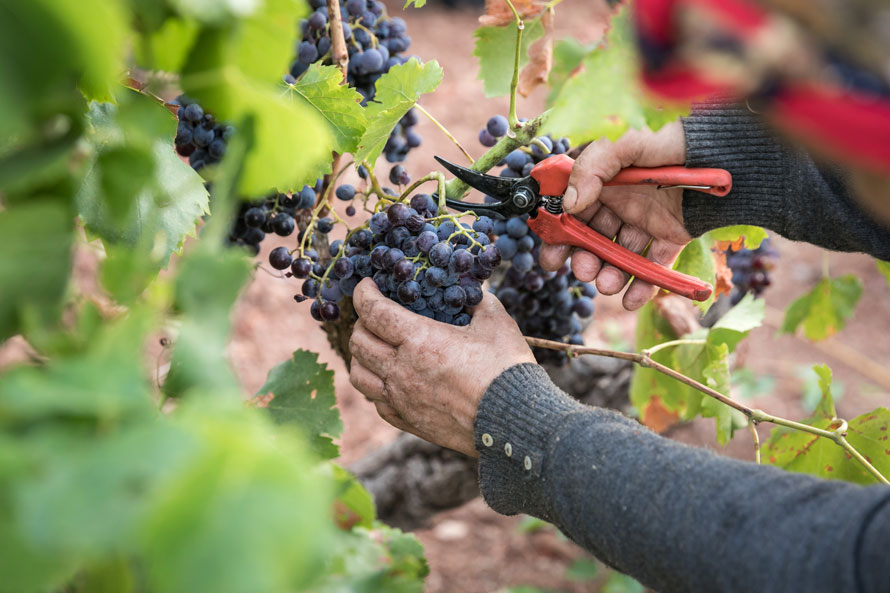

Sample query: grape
[429,242,453,267]
[333,257,354,279]
[494,235,518,259]
[478,129,497,147]
[506,217,529,238]
[487,115,509,137]
[724,239,778,304]
[291,258,312,278]
[398,280,421,304]
[531,136,553,158]
[389,164,410,186]
[320,302,340,321]
[336,184,356,201]
[244,207,266,227]
[387,202,409,226]
[505,149,531,172]
[346,205,356,216]
[317,218,334,234]
[269,246,293,270]
[472,216,494,235]
[272,213,295,236]
[450,249,473,274]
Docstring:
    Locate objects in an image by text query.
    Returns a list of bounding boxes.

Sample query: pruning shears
[436,154,733,302]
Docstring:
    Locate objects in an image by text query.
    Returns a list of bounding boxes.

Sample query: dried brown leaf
[712,250,734,298]
[518,11,554,97]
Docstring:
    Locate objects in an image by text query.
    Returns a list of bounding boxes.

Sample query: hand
[348,278,536,457]
[539,122,693,311]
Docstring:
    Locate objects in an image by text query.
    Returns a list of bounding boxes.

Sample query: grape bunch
[481,127,595,363]
[285,195,501,325]
[172,96,234,171]
[227,183,321,255]
[289,0,422,162]
[724,239,778,304]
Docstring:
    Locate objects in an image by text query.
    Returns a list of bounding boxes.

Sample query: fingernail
[564,186,577,211]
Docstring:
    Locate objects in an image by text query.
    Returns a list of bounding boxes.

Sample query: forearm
[681,101,890,260]
[475,363,890,593]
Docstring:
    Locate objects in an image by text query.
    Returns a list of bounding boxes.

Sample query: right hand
[538,121,693,311]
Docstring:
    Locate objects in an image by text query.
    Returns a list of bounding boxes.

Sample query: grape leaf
[135,17,200,73]
[404,0,426,6]
[330,464,376,530]
[673,237,716,313]
[77,99,210,271]
[141,401,336,593]
[763,365,890,484]
[543,7,688,144]
[473,19,545,98]
[284,64,368,155]
[547,38,595,107]
[254,349,343,460]
[181,28,334,194]
[699,342,742,445]
[354,59,443,166]
[781,275,862,341]
[162,248,253,398]
[0,198,74,342]
[709,293,765,352]
[603,571,645,593]
[706,225,769,250]
[876,260,890,292]
[566,558,600,582]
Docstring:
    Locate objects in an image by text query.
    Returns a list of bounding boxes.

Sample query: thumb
[468,290,513,326]
[565,133,644,214]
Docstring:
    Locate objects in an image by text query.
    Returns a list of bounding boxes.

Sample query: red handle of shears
[530,154,733,197]
[526,154,729,302]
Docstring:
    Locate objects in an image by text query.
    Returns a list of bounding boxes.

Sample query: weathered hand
[538,121,692,311]
[348,278,536,457]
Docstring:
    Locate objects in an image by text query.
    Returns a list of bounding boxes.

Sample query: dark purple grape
[336,184,356,201]
[392,259,414,282]
[269,246,293,270]
[443,285,466,308]
[291,258,312,278]
[382,248,405,271]
[398,280,421,304]
[449,249,473,274]
[320,301,340,321]
[316,218,334,234]
[272,213,295,236]
[429,242,453,267]
[302,278,319,298]
[478,129,497,147]
[244,207,266,227]
[487,115,508,137]
[478,245,501,269]
[333,257,354,279]
[387,203,409,226]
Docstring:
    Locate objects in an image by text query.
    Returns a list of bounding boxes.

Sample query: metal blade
[434,156,516,199]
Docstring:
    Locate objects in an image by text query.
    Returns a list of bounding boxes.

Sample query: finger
[596,224,653,295]
[540,201,602,272]
[353,278,417,346]
[349,359,385,400]
[373,401,411,432]
[348,320,397,376]
[621,238,687,311]
[538,243,572,272]
[569,206,621,282]
[564,134,644,213]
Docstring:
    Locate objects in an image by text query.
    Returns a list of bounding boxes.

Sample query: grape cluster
[287,195,501,325]
[482,129,595,363]
[172,96,234,171]
[289,0,421,162]
[227,182,321,255]
[725,239,778,304]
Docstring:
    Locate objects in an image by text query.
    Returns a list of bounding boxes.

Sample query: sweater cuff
[473,363,585,519]
[681,100,789,236]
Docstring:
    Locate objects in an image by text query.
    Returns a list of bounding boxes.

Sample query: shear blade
[434,156,515,199]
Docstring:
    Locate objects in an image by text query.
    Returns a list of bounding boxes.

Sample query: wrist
[681,100,789,236]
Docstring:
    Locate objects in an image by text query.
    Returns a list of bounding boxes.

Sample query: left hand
[348,278,536,457]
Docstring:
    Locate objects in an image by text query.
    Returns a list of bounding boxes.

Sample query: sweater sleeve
[475,363,890,593]
[680,101,890,261]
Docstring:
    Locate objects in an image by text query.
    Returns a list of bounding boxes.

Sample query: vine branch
[525,336,890,485]
[503,0,524,128]
[327,0,349,78]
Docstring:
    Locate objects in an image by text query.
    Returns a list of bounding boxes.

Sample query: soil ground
[226,2,890,592]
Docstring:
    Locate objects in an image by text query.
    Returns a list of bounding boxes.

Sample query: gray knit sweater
[474,103,890,593]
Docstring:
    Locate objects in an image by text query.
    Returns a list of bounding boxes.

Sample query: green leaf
[354,59,443,166]
[706,225,769,249]
[699,343,740,445]
[473,19,545,98]
[0,198,74,341]
[331,465,376,530]
[543,7,687,144]
[673,237,716,313]
[162,248,253,398]
[566,558,600,582]
[708,293,765,352]
[602,571,645,593]
[141,400,336,593]
[77,98,210,273]
[135,17,201,74]
[876,260,890,292]
[764,366,890,484]
[781,276,863,341]
[256,350,343,459]
[547,38,596,107]
[285,64,368,155]
[404,0,426,6]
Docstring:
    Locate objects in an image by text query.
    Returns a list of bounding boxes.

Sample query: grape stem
[413,104,475,165]
[443,111,548,200]
[525,336,890,485]
[747,419,761,464]
[503,0,524,129]
[397,171,448,214]
[529,137,552,155]
[327,0,349,78]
